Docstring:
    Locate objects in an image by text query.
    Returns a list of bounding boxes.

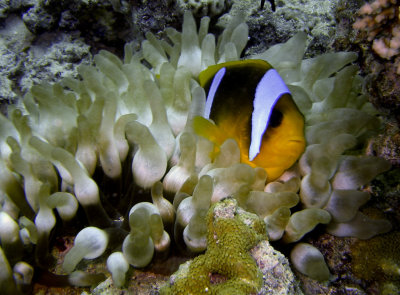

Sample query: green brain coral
[0,8,393,293]
[160,198,266,295]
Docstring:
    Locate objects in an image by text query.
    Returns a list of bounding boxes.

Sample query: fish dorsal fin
[250,69,290,161]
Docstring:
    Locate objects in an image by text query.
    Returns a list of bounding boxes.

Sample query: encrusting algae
[0,8,394,294]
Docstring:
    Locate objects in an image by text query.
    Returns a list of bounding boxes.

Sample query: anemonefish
[193,59,306,181]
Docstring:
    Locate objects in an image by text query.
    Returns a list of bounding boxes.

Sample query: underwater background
[0,0,399,294]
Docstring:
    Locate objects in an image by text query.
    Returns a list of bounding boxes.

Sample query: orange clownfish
[193,59,306,181]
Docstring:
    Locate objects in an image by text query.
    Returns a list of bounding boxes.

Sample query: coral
[0,8,393,293]
[160,198,266,295]
[0,16,34,103]
[353,0,400,73]
[176,0,231,16]
[351,232,400,293]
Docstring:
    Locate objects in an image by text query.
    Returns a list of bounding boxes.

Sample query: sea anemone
[0,10,392,293]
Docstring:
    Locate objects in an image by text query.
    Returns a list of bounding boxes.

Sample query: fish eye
[269,109,283,127]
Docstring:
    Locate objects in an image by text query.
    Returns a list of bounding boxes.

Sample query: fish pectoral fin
[193,116,224,161]
[193,116,225,145]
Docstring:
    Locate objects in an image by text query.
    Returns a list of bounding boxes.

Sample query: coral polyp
[0,10,393,293]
